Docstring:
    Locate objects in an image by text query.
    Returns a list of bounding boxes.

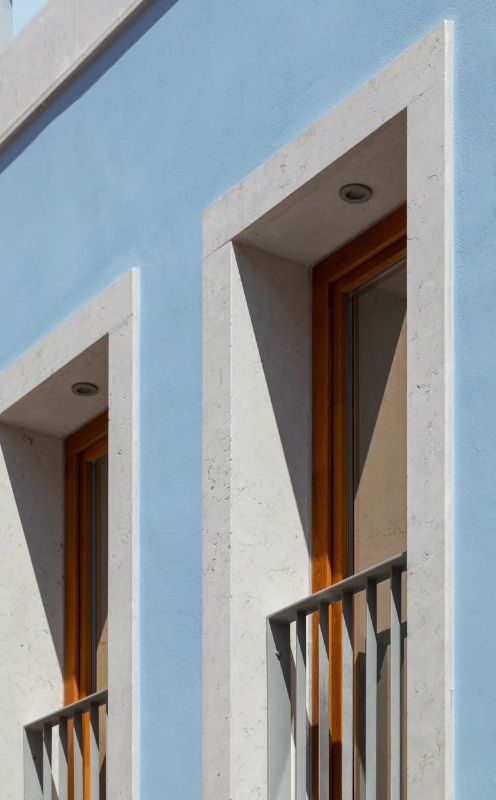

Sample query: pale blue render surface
[0,0,492,796]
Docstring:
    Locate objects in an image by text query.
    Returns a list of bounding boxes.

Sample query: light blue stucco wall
[0,0,494,796]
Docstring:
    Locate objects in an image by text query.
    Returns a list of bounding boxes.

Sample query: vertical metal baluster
[42,724,52,800]
[90,703,100,800]
[319,603,330,800]
[24,727,43,800]
[390,568,402,800]
[59,717,68,800]
[342,593,353,800]
[296,611,307,800]
[366,580,377,800]
[267,620,292,800]
[74,711,84,800]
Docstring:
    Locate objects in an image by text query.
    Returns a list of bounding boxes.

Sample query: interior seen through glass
[350,259,407,574]
[91,452,108,798]
[92,453,108,693]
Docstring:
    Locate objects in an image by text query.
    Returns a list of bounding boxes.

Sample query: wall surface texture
[0,0,492,797]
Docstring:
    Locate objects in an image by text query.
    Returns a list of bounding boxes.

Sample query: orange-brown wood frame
[312,206,407,797]
[65,412,108,799]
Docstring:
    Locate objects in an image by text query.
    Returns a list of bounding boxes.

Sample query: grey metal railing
[24,689,108,800]
[267,552,407,800]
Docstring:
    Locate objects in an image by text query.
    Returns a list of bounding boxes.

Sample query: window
[312,207,407,797]
[312,206,407,589]
[65,412,109,797]
[203,26,452,797]
[0,272,137,797]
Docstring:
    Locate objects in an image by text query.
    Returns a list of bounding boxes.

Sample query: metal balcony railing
[24,689,108,800]
[267,552,407,800]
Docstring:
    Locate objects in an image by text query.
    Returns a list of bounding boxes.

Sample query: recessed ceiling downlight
[339,183,373,204]
[72,382,99,397]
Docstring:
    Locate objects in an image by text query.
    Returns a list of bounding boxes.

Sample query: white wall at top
[12,0,46,35]
[0,0,12,50]
[0,423,64,800]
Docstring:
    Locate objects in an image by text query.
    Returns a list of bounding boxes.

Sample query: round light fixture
[71,382,99,397]
[339,183,373,204]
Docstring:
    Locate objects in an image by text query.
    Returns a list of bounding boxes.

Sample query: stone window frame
[0,270,140,799]
[203,23,453,800]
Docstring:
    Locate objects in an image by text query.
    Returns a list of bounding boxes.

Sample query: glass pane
[350,260,407,800]
[92,453,108,692]
[91,453,108,799]
[351,260,407,573]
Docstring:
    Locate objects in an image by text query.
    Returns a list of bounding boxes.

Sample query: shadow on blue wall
[0,0,178,171]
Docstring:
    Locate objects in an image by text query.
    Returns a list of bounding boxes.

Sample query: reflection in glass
[351,260,407,574]
[348,261,407,800]
[91,453,108,798]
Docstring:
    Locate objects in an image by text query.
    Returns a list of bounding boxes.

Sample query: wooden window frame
[312,206,407,796]
[64,411,109,707]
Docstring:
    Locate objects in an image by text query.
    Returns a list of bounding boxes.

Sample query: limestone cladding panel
[203,23,453,800]
[0,0,151,148]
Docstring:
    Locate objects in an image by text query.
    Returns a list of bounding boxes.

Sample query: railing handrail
[268,551,407,624]
[24,688,108,731]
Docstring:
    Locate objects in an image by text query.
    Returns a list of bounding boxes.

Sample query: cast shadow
[0,423,64,669]
[235,244,312,553]
[0,0,179,171]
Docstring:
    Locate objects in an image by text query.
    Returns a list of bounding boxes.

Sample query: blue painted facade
[0,1,495,796]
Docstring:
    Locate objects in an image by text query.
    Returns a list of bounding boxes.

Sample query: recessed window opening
[2,337,111,798]
[65,413,109,798]
[312,207,407,799]
[0,274,137,798]
[205,28,451,800]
